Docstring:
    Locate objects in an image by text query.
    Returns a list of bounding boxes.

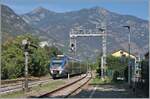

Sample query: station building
[111,49,136,59]
[111,49,141,83]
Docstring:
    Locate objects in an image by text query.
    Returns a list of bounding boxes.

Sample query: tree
[106,55,128,77]
[45,45,62,58]
[2,37,25,79]
[1,34,54,79]
[30,48,49,76]
[94,54,128,79]
[95,53,101,76]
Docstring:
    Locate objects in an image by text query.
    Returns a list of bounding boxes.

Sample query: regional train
[49,55,87,79]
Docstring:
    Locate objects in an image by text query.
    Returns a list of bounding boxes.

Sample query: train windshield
[52,63,61,67]
[51,59,63,67]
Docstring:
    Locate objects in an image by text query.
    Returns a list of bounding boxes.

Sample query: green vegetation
[1,34,61,79]
[0,90,25,98]
[31,80,65,95]
[91,54,129,83]
[141,59,149,97]
[0,80,65,98]
[90,76,112,85]
[107,55,128,81]
[141,60,149,83]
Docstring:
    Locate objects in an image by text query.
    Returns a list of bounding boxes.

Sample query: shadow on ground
[29,83,148,98]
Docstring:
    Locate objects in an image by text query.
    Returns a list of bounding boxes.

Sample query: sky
[1,0,149,20]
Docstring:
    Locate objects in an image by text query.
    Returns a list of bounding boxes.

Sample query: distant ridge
[1,4,148,60]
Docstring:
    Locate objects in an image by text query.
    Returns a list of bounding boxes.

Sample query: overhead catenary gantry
[69,23,107,80]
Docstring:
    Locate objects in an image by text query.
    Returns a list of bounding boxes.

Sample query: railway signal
[22,38,37,92]
[22,39,29,92]
[69,34,76,54]
[70,43,75,52]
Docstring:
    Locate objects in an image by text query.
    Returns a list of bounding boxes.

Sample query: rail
[1,77,40,85]
[0,79,50,94]
[38,73,91,98]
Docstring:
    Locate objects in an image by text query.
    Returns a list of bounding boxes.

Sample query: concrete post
[24,52,28,92]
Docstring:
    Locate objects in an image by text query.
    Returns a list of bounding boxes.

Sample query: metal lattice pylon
[69,23,107,80]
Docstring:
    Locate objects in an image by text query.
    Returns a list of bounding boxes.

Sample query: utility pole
[24,51,28,92]
[96,23,106,80]
[102,28,106,80]
[87,57,89,75]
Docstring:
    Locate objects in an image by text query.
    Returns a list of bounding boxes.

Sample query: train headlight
[59,70,62,74]
[51,70,53,74]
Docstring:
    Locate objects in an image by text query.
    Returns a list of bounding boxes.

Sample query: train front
[49,55,67,79]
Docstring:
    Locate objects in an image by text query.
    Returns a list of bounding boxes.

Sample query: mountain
[22,7,149,59]
[1,4,148,60]
[22,7,56,27]
[1,5,27,35]
[1,5,53,42]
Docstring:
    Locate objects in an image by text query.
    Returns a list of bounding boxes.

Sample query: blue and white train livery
[49,55,86,79]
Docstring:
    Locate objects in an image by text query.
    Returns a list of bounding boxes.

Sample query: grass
[0,80,65,98]
[90,76,112,85]
[0,90,25,98]
[90,75,125,85]
[29,80,66,96]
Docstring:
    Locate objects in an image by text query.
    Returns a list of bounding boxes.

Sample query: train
[49,55,87,79]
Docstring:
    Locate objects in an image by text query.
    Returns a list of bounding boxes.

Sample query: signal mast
[69,22,107,80]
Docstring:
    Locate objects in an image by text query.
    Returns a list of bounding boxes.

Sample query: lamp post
[122,25,131,87]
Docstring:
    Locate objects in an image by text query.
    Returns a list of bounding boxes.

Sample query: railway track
[38,73,91,98]
[1,74,87,95]
[0,79,51,94]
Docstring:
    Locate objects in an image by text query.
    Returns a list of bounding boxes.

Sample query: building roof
[39,41,49,48]
[111,49,137,59]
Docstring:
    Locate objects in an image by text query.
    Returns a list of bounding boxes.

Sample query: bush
[90,76,112,85]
